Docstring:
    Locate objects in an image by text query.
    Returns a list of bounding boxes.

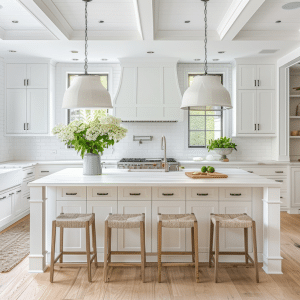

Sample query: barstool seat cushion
[106,214,144,228]
[158,214,197,228]
[211,214,253,228]
[56,213,95,228]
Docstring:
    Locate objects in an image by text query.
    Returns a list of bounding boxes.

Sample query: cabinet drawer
[152,187,185,201]
[242,167,287,176]
[118,187,151,201]
[87,186,117,200]
[57,187,86,201]
[219,188,251,201]
[186,187,218,200]
[23,167,35,180]
[266,177,287,190]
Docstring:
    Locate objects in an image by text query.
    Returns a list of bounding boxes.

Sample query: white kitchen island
[28,168,282,275]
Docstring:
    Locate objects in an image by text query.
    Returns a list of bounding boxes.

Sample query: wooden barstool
[50,213,97,283]
[157,213,199,283]
[209,213,259,283]
[104,213,146,283]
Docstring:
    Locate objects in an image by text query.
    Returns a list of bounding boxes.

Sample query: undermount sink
[127,169,165,172]
[0,168,23,191]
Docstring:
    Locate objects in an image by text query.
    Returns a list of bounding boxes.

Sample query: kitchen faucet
[161,136,169,172]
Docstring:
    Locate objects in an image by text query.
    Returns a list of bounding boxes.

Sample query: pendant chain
[84,0,88,75]
[204,0,208,75]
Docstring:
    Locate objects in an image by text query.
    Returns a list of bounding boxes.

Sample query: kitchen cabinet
[14,189,23,216]
[0,191,14,228]
[152,201,186,252]
[237,90,275,134]
[117,201,151,252]
[291,168,300,207]
[238,65,275,90]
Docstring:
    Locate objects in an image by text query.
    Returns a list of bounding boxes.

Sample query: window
[67,74,109,123]
[188,74,223,148]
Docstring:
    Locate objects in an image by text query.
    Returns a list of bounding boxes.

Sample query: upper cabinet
[5,62,54,136]
[235,63,276,137]
[114,58,184,122]
[238,65,275,90]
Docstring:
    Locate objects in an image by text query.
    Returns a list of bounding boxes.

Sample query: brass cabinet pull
[9,193,14,195]
[247,171,254,173]
[275,180,283,183]
[255,124,256,131]
[280,197,283,199]
[16,190,21,193]
[27,197,30,200]
[66,193,77,195]
[27,79,29,86]
[27,172,33,175]
[0,196,6,200]
[230,193,242,196]
[97,193,108,196]
[162,193,174,196]
[197,193,208,196]
[41,171,49,173]
[275,171,284,173]
[258,124,260,131]
[130,193,141,196]
[254,80,257,87]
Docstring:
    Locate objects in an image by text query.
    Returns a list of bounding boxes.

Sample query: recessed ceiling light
[282,2,300,10]
[9,50,16,53]
[275,20,281,23]
[99,20,104,23]
[147,51,154,54]
[185,20,190,23]
[71,50,78,53]
[213,59,219,61]
[12,20,18,23]
[218,51,225,54]
[194,59,201,61]
[102,59,108,61]
[72,59,79,61]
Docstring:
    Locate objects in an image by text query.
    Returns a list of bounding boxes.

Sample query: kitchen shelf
[290,116,300,119]
[290,136,300,138]
[290,95,300,98]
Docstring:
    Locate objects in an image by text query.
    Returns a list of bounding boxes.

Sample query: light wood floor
[1,212,300,300]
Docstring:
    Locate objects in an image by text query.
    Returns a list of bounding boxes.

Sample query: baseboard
[0,210,30,232]
[287,208,300,214]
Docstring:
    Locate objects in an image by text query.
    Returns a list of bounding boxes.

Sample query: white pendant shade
[181,75,232,110]
[62,75,112,109]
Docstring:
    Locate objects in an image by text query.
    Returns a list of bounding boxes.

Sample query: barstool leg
[194,221,199,283]
[244,228,248,264]
[59,226,63,263]
[50,221,56,283]
[209,220,214,268]
[191,227,195,262]
[140,221,146,283]
[252,221,259,283]
[214,221,220,283]
[86,221,91,282]
[92,219,98,267]
[104,220,109,283]
[157,221,162,283]
[108,227,111,263]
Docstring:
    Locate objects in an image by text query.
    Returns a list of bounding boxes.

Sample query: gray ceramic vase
[83,153,102,175]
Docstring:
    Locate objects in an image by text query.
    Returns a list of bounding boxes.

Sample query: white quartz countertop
[179,160,292,165]
[28,168,281,188]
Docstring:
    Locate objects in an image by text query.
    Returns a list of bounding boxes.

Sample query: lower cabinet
[152,201,186,252]
[117,201,151,252]
[219,201,252,252]
[0,191,14,228]
[14,189,23,216]
[87,200,117,253]
[186,201,218,253]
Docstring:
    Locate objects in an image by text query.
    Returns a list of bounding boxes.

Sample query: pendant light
[181,0,232,111]
[62,0,112,109]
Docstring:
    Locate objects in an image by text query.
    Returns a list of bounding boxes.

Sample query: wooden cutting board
[185,172,228,179]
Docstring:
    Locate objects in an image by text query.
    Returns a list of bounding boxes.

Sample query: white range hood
[114,58,184,122]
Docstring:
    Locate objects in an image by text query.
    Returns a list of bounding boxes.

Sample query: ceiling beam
[17,0,71,40]
[135,0,154,40]
[217,0,265,41]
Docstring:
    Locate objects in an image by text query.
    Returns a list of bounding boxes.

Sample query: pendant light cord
[84,0,88,75]
[203,0,208,75]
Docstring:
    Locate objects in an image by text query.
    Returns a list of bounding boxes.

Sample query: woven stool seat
[106,214,144,229]
[211,213,253,228]
[55,213,95,228]
[158,214,197,228]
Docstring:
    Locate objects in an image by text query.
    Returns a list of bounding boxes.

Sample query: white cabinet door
[117,201,151,252]
[6,64,27,88]
[257,65,275,90]
[26,64,48,88]
[26,89,48,134]
[56,201,87,254]
[256,90,275,134]
[152,201,186,253]
[292,168,300,207]
[237,90,256,134]
[0,192,14,228]
[6,89,27,134]
[219,201,252,252]
[87,201,118,253]
[238,65,256,89]
[186,201,218,254]
[14,190,23,216]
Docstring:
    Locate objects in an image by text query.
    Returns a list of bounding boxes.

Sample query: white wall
[7,62,274,162]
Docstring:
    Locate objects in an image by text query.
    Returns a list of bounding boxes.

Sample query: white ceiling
[0,0,300,62]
